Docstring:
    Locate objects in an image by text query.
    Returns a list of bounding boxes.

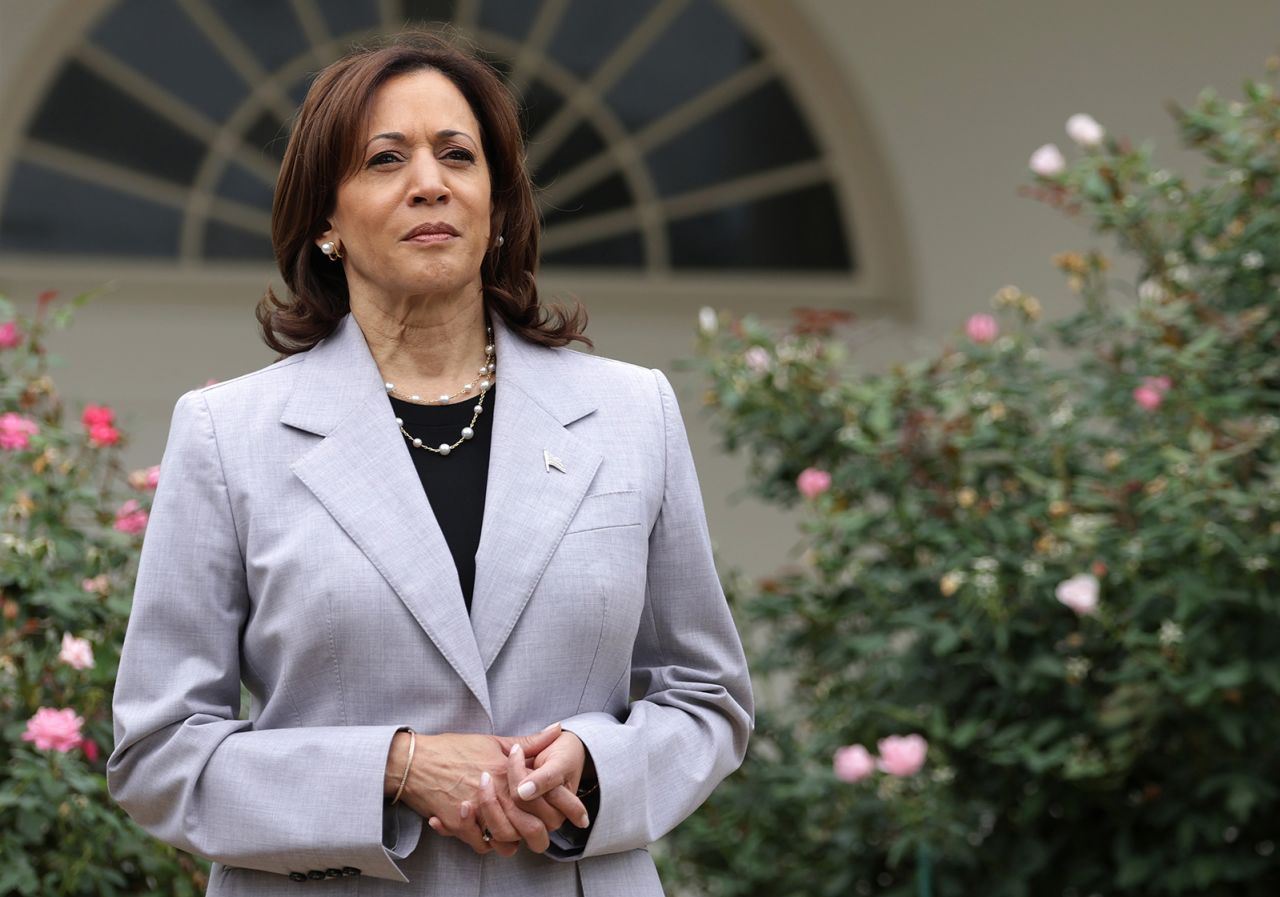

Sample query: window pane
[541,172,632,226]
[315,0,381,37]
[214,161,275,210]
[203,220,272,260]
[519,78,564,143]
[546,0,657,79]
[402,0,458,24]
[29,60,207,187]
[244,110,289,162]
[0,161,181,256]
[91,0,249,120]
[645,79,818,197]
[542,230,644,267]
[533,121,606,186]
[477,0,542,42]
[606,0,760,131]
[667,185,852,270]
[208,0,310,72]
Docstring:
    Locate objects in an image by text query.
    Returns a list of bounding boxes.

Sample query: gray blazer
[107,313,753,896]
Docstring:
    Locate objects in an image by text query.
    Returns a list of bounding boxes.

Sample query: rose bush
[663,63,1280,895]
[0,292,207,895]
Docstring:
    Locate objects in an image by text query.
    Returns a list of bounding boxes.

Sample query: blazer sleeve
[106,390,422,882]
[554,368,755,859]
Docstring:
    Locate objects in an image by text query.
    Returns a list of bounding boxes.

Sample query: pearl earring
[496,235,504,247]
[320,240,343,261]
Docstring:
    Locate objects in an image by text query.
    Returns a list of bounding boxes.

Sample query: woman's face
[319,69,493,306]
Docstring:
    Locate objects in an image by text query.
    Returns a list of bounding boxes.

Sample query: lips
[402,222,460,240]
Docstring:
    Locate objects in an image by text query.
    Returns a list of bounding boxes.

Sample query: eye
[443,148,476,163]
[367,151,401,166]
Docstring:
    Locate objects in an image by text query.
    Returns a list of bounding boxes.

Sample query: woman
[107,31,752,897]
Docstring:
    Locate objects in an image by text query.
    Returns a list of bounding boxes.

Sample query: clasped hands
[386,723,589,856]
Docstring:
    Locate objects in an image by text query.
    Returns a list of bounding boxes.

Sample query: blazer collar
[281,312,604,720]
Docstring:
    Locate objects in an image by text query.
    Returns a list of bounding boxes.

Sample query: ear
[314,221,338,251]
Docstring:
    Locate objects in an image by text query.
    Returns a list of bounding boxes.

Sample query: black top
[389,387,495,612]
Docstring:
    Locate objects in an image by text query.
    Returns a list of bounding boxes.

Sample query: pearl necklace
[385,328,494,457]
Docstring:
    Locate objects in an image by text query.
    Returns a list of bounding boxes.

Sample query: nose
[409,156,449,205]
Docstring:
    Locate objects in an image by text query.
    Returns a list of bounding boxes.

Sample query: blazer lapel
[470,319,602,671]
[281,315,492,719]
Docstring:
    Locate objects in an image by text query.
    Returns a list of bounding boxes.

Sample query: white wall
[1,0,1277,577]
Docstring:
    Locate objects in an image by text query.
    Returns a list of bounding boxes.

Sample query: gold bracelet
[391,728,416,805]
[576,781,599,798]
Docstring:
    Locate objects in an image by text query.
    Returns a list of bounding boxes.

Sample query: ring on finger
[482,827,493,843]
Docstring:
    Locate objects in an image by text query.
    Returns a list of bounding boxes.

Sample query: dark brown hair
[256,31,589,354]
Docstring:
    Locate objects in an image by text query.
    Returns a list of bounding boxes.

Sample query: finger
[498,793,551,854]
[477,772,522,844]
[545,785,590,829]
[514,757,571,802]
[515,793,566,832]
[497,722,561,759]
[507,744,532,801]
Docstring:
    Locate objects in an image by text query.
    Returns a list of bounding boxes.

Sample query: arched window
[1,0,906,310]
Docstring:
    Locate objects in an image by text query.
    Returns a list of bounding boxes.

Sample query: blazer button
[342,867,362,876]
[288,871,307,882]
[325,868,344,878]
[307,870,326,880]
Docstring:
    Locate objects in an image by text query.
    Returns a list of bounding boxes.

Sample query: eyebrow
[364,129,476,147]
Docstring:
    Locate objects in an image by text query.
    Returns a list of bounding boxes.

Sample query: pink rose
[966,313,999,344]
[1030,143,1066,177]
[1134,376,1171,411]
[797,467,832,499]
[81,574,110,595]
[744,346,771,372]
[877,734,928,777]
[82,739,99,763]
[1056,573,1100,615]
[81,404,115,429]
[59,633,94,670]
[114,499,149,535]
[128,464,161,491]
[1066,113,1105,148]
[21,707,85,753]
[0,413,38,451]
[0,321,21,349]
[833,744,876,782]
[88,423,121,447]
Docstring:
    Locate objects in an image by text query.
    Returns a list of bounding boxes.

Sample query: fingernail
[518,781,536,800]
[460,801,471,820]
[579,813,590,827]
[428,817,440,830]
[510,744,521,757]
[541,722,560,732]
[480,772,491,788]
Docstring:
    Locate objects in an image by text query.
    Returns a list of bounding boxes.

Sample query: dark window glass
[541,172,632,226]
[668,185,852,270]
[542,230,644,267]
[90,0,249,120]
[518,78,564,143]
[289,77,312,108]
[533,121,606,186]
[244,110,289,162]
[645,79,818,197]
[207,0,310,72]
[477,0,541,41]
[545,0,657,79]
[315,0,381,37]
[214,161,275,210]
[29,60,207,187]
[0,161,182,256]
[203,219,272,260]
[402,0,458,24]
[607,0,760,131]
